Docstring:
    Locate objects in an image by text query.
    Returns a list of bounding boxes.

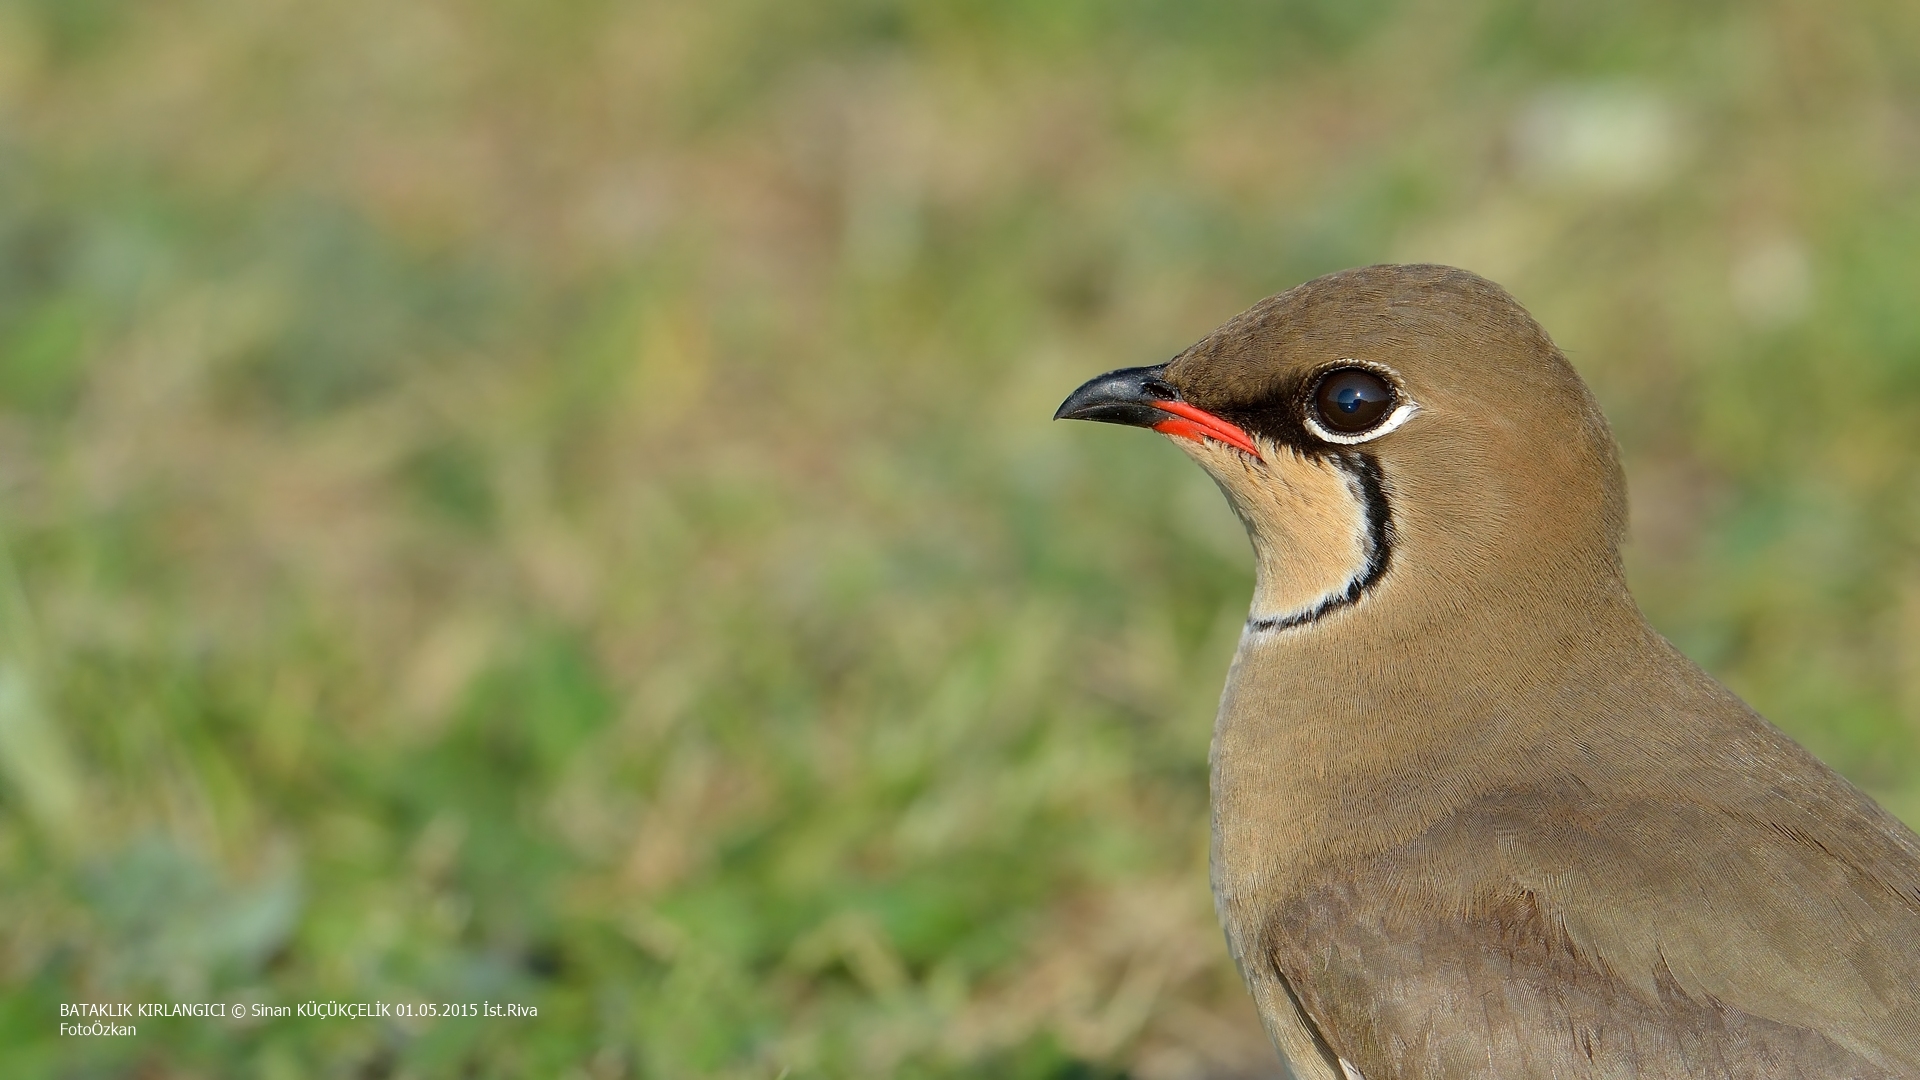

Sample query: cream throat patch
[1172,435,1391,634]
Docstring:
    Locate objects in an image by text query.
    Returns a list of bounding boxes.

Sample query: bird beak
[1054,364,1261,459]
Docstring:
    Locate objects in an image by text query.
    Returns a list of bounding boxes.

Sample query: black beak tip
[1054,364,1174,428]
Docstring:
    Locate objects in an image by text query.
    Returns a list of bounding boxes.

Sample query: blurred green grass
[1,0,1918,1076]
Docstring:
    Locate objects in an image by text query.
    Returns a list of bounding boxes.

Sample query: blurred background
[1,0,1917,1076]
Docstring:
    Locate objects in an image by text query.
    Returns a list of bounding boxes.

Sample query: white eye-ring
[1303,401,1418,444]
[1302,362,1419,444]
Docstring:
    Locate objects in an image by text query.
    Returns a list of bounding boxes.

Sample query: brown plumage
[1055,264,1920,1079]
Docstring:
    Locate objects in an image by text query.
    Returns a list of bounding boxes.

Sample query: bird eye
[1311,368,1395,435]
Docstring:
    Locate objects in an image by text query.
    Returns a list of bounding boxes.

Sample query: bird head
[1057,264,1630,636]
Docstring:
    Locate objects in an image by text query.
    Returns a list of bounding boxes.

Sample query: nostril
[1141,377,1179,400]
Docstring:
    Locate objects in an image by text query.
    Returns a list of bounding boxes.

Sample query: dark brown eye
[1312,368,1395,435]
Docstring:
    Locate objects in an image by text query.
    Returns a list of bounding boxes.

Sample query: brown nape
[1068,263,1920,1080]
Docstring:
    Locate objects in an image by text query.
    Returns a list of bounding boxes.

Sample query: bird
[1054,264,1920,1080]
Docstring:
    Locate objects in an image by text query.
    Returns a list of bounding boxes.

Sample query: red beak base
[1150,400,1262,459]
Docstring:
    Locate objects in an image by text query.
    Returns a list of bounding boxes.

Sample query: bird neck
[1209,569,1657,924]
